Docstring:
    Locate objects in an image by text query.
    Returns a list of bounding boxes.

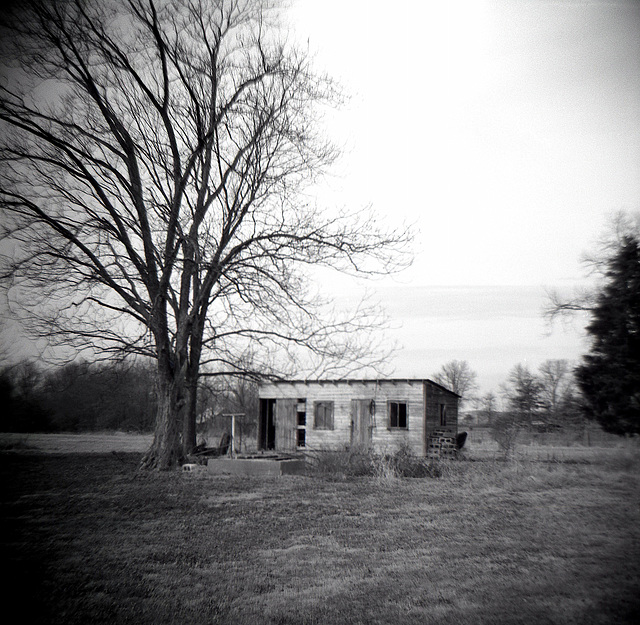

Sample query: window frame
[313,400,335,430]
[388,400,408,429]
[439,403,447,427]
[296,398,307,447]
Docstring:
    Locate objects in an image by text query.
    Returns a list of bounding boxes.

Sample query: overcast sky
[287,0,640,394]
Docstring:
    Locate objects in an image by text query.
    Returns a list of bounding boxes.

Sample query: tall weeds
[306,441,640,490]
[307,442,447,480]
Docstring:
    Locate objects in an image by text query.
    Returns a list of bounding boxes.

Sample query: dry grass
[0,432,153,454]
[1,434,639,624]
[306,444,445,480]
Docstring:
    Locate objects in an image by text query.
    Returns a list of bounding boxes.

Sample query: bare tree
[194,372,258,451]
[432,360,478,408]
[490,412,521,460]
[0,0,410,468]
[477,390,496,425]
[538,359,577,425]
[545,210,640,322]
[499,363,543,427]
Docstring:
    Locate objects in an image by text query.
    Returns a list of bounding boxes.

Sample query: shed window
[439,404,447,427]
[314,401,334,430]
[297,398,307,447]
[389,401,408,429]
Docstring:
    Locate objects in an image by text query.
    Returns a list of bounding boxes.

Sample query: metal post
[222,413,245,459]
[231,414,236,459]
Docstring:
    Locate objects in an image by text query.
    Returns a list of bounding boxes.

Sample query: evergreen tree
[576,235,640,434]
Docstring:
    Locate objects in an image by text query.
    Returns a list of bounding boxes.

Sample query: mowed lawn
[1,440,639,624]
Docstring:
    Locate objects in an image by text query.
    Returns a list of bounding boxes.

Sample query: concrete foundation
[207,457,307,477]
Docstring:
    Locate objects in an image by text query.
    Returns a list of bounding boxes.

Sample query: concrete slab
[207,457,307,477]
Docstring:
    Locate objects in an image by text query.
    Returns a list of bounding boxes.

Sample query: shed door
[351,399,372,449]
[275,399,297,452]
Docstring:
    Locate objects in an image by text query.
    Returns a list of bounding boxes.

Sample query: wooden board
[275,399,297,452]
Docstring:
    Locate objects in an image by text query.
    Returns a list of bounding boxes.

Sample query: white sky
[286,0,640,394]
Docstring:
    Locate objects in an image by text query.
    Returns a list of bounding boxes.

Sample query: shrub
[490,412,523,460]
[371,441,446,479]
[308,442,445,480]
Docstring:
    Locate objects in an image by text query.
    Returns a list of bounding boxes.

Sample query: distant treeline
[1,359,259,437]
[1,360,158,433]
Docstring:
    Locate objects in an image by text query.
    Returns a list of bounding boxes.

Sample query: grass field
[0,431,153,454]
[1,434,639,624]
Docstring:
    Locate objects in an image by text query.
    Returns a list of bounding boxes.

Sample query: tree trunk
[181,317,205,457]
[182,376,198,457]
[140,370,182,470]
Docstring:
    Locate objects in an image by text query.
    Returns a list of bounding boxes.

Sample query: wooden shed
[257,379,460,456]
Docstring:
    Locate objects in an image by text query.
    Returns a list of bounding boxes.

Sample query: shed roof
[259,378,461,398]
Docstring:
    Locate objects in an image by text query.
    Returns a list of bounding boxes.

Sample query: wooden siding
[259,379,458,456]
[423,380,459,454]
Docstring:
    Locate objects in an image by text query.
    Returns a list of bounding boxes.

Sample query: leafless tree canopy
[538,359,573,419]
[0,0,411,467]
[432,360,478,406]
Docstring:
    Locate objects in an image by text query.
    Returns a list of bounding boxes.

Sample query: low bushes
[306,441,449,480]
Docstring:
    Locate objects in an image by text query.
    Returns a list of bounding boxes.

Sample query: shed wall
[259,381,436,456]
[424,381,459,450]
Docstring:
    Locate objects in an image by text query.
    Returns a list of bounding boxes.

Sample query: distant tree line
[0,359,257,436]
[1,360,157,433]
[435,359,583,432]
[434,358,584,459]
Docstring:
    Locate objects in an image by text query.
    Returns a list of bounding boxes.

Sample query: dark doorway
[258,398,276,450]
